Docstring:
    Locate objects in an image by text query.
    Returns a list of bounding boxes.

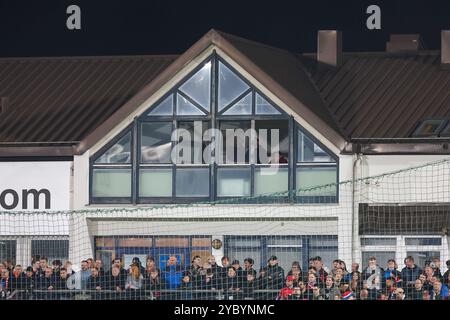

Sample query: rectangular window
[255,120,289,164]
[254,167,289,195]
[267,248,302,273]
[296,166,337,196]
[31,239,69,265]
[141,122,172,163]
[217,167,251,197]
[175,121,208,164]
[92,168,131,197]
[0,240,16,265]
[139,168,172,197]
[405,238,442,246]
[361,251,396,267]
[118,238,152,248]
[361,238,397,246]
[309,236,339,247]
[406,251,440,268]
[154,237,189,248]
[220,121,252,164]
[175,167,210,197]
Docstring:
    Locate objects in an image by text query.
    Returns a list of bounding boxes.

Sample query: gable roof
[77,29,346,154]
[1,29,450,157]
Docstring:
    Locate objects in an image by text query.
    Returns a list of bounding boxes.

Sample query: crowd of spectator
[1,254,449,300]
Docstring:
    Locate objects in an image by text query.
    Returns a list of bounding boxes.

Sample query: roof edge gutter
[0,145,78,157]
[343,140,450,155]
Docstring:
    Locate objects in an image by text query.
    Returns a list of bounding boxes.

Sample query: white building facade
[1,30,450,274]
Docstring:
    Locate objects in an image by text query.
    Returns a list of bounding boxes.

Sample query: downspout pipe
[351,148,362,264]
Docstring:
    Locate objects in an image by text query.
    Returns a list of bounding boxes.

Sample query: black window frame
[89,53,339,205]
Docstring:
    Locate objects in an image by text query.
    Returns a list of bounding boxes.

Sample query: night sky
[1,0,450,57]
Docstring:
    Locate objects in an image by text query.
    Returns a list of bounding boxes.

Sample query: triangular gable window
[179,62,211,111]
[148,94,173,116]
[256,93,281,115]
[218,61,250,111]
[222,92,252,115]
[176,94,207,115]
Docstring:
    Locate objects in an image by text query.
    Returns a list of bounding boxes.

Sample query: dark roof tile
[0,55,177,143]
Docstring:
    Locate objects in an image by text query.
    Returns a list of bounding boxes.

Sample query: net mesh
[1,158,449,300]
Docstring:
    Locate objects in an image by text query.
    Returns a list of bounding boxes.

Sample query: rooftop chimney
[0,97,9,114]
[442,30,450,65]
[317,30,342,67]
[386,34,423,53]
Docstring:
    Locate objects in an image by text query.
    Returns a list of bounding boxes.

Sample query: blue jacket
[162,266,182,289]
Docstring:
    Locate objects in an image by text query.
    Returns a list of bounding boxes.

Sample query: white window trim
[360,235,449,272]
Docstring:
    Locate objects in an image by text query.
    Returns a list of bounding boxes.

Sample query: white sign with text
[0,162,71,211]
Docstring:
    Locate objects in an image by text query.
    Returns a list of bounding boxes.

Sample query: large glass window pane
[361,238,397,246]
[92,169,131,197]
[267,247,302,274]
[267,237,302,246]
[0,240,16,265]
[309,247,339,272]
[179,62,211,111]
[218,62,249,111]
[31,240,69,265]
[405,238,442,246]
[254,167,288,195]
[222,92,252,115]
[217,167,251,197]
[255,93,281,115]
[148,94,173,116]
[174,121,208,164]
[298,131,335,163]
[220,121,252,164]
[139,168,172,197]
[140,122,172,163]
[176,167,210,197]
[406,251,440,268]
[361,252,396,268]
[177,94,206,115]
[94,132,131,164]
[309,235,338,247]
[255,120,289,164]
[226,248,261,273]
[297,166,337,196]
